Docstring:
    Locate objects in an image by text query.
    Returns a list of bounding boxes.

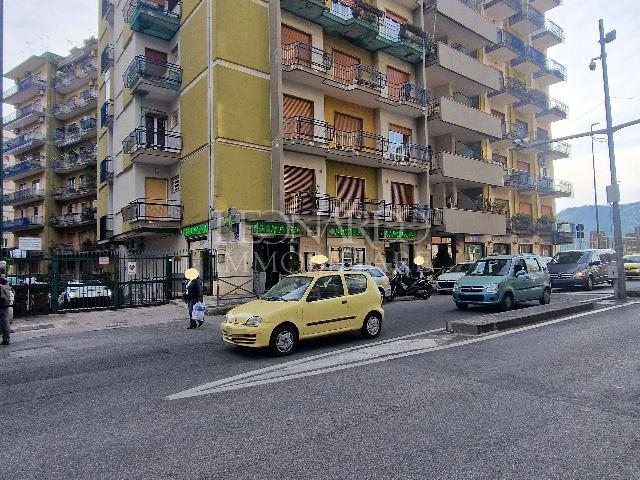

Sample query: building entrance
[253,237,300,289]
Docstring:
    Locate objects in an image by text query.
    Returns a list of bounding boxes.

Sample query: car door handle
[342,300,348,304]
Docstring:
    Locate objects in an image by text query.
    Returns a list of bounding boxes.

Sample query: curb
[446,300,597,335]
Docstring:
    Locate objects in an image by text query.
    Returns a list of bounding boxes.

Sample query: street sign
[18,237,42,251]
[127,261,137,276]
[98,256,110,265]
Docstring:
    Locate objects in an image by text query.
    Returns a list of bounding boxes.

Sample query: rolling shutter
[391,182,414,205]
[334,112,362,150]
[517,160,530,173]
[283,95,314,139]
[284,165,316,214]
[333,50,359,85]
[519,202,533,215]
[387,67,410,101]
[281,25,312,66]
[336,175,365,218]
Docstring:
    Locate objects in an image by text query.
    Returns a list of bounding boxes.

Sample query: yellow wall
[214,0,270,74]
[180,3,207,87]
[182,0,202,20]
[214,143,271,211]
[97,185,108,218]
[214,66,271,147]
[181,149,209,225]
[324,95,376,132]
[323,34,373,66]
[325,161,378,199]
[181,75,209,156]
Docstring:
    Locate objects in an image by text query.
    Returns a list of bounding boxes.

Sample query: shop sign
[252,222,301,236]
[183,222,209,239]
[328,226,363,238]
[382,229,416,240]
[465,236,484,243]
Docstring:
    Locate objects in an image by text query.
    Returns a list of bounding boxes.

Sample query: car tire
[539,288,551,305]
[456,303,468,310]
[361,313,382,339]
[585,276,594,291]
[269,324,298,356]
[500,292,514,312]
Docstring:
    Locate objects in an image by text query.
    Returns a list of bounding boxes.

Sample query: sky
[2,0,639,211]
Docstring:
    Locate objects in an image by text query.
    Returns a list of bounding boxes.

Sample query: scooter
[388,270,434,300]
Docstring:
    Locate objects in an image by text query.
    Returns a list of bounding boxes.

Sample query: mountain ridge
[556,201,640,236]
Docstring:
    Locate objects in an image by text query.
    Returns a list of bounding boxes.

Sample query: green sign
[328,226,364,238]
[252,222,301,236]
[383,229,417,240]
[183,222,208,239]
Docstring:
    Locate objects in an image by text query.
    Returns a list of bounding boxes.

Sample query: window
[307,275,345,301]
[525,258,540,272]
[32,180,40,190]
[67,177,76,189]
[18,183,26,191]
[345,274,368,295]
[369,268,385,278]
[171,175,180,193]
[67,205,73,214]
[469,259,512,276]
[33,206,39,216]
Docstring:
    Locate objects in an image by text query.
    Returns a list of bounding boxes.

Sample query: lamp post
[590,19,626,300]
[590,122,601,249]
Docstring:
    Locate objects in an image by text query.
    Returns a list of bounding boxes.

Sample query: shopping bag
[191,301,206,322]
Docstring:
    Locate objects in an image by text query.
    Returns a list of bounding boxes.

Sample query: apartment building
[99,0,572,284]
[2,38,99,255]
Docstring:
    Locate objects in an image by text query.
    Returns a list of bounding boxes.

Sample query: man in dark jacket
[184,269,204,329]
[0,276,13,345]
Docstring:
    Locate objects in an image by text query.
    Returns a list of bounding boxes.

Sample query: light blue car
[452,255,551,311]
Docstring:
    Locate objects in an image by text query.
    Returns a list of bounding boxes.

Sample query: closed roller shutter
[282,25,312,66]
[333,50,359,85]
[519,202,533,215]
[334,112,362,150]
[387,67,410,102]
[336,175,365,218]
[283,94,314,139]
[284,165,316,214]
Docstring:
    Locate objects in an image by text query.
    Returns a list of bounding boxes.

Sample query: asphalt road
[1,290,638,480]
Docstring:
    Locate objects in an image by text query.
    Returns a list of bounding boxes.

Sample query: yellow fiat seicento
[221,271,384,356]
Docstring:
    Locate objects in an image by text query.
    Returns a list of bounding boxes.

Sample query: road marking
[167,302,639,400]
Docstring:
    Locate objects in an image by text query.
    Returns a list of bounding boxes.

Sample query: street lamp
[590,122,601,249]
[589,19,626,300]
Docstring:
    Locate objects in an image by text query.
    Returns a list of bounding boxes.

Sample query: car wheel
[500,292,514,312]
[361,313,382,339]
[539,288,551,305]
[585,276,594,291]
[269,324,298,356]
[456,303,468,310]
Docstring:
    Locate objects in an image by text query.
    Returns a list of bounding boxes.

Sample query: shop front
[464,236,486,262]
[251,221,301,288]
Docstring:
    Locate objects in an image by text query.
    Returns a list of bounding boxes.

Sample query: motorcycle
[388,269,434,300]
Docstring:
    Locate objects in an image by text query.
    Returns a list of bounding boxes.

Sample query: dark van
[548,249,615,290]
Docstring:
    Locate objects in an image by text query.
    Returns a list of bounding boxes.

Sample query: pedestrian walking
[0,276,14,346]
[184,268,204,329]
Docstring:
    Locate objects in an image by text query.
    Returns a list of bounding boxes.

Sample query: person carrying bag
[184,268,205,329]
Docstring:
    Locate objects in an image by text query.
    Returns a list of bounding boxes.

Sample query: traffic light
[576,224,585,239]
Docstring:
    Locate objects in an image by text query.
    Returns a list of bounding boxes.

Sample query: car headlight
[485,283,499,294]
[244,315,262,327]
[453,282,460,292]
[574,271,587,278]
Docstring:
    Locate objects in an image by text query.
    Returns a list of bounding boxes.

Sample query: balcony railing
[99,214,114,241]
[100,157,113,183]
[123,55,183,91]
[3,216,44,232]
[513,46,546,70]
[50,212,97,228]
[2,75,46,102]
[539,141,571,158]
[55,119,98,148]
[537,177,573,197]
[2,103,45,127]
[504,170,536,191]
[102,0,114,19]
[121,198,183,223]
[489,75,527,100]
[2,132,45,155]
[532,19,564,42]
[509,4,544,29]
[3,158,45,179]
[487,29,525,56]
[537,98,569,120]
[53,89,98,119]
[283,116,431,165]
[122,127,183,155]
[514,87,548,110]
[53,150,97,173]
[3,188,45,205]
[124,0,181,41]
[54,63,98,92]
[506,215,537,235]
[101,100,114,128]
[52,183,97,200]
[101,44,114,73]
[534,58,567,82]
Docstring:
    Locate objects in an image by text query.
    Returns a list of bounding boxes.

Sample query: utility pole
[590,122,601,249]
[597,19,626,300]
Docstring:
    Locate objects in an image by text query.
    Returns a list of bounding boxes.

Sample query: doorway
[253,238,300,289]
[145,113,166,149]
[144,177,168,219]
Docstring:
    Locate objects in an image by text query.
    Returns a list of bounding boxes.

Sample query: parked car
[453,255,551,311]
[624,254,640,280]
[58,282,112,308]
[222,271,384,356]
[348,264,392,300]
[548,249,615,290]
[435,262,474,294]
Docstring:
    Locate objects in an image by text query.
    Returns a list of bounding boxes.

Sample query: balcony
[430,151,504,187]
[376,21,430,64]
[123,56,182,99]
[102,0,114,21]
[52,184,97,202]
[100,157,114,183]
[3,216,44,232]
[508,4,544,36]
[2,75,46,105]
[511,46,546,75]
[423,0,497,51]
[553,221,574,245]
[488,75,527,107]
[2,132,45,156]
[3,158,45,181]
[506,214,537,236]
[531,19,564,50]
[436,208,507,235]
[425,41,501,96]
[3,188,45,206]
[50,212,97,229]
[513,130,545,155]
[55,119,98,148]
[101,44,114,73]
[99,214,114,241]
[282,42,429,115]
[2,104,45,130]
[513,88,548,115]
[485,29,525,64]
[124,0,181,41]
[490,122,527,152]
[537,177,573,198]
[482,0,520,22]
[538,141,571,160]
[53,150,98,174]
[536,98,568,123]
[534,58,567,86]
[52,90,98,121]
[504,169,536,192]
[529,0,562,13]
[54,63,99,94]
[121,199,183,234]
[427,96,502,142]
[123,127,182,166]
[101,100,114,128]
[283,116,430,173]
[284,191,435,224]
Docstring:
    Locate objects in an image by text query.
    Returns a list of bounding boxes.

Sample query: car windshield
[448,264,472,273]
[467,259,512,276]
[625,255,640,263]
[552,252,590,264]
[263,276,313,301]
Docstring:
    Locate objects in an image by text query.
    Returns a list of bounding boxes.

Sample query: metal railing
[282,41,332,71]
[99,215,114,240]
[490,74,527,99]
[122,126,183,154]
[3,216,44,231]
[504,169,537,190]
[3,158,45,178]
[54,120,98,148]
[539,140,571,157]
[2,75,46,101]
[101,44,114,73]
[3,132,45,154]
[54,63,97,91]
[514,45,546,69]
[101,100,114,128]
[52,184,97,200]
[2,103,45,125]
[488,29,525,55]
[53,89,98,118]
[50,212,97,228]
[3,188,45,204]
[53,150,97,173]
[124,0,181,23]
[123,55,183,90]
[506,214,536,235]
[533,19,564,42]
[121,198,183,223]
[100,157,113,183]
[537,177,573,196]
[539,98,569,117]
[509,4,544,28]
[536,58,567,81]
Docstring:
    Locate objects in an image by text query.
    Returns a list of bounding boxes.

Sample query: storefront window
[519,244,533,254]
[493,243,510,255]
[465,244,484,262]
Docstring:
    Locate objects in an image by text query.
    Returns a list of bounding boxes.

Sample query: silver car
[349,265,392,300]
[436,262,474,294]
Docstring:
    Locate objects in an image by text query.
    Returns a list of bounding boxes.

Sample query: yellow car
[221,271,384,356]
[624,254,640,279]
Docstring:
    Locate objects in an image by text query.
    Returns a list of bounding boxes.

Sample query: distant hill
[557,201,640,235]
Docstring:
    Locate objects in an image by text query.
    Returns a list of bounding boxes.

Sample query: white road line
[167,302,639,400]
